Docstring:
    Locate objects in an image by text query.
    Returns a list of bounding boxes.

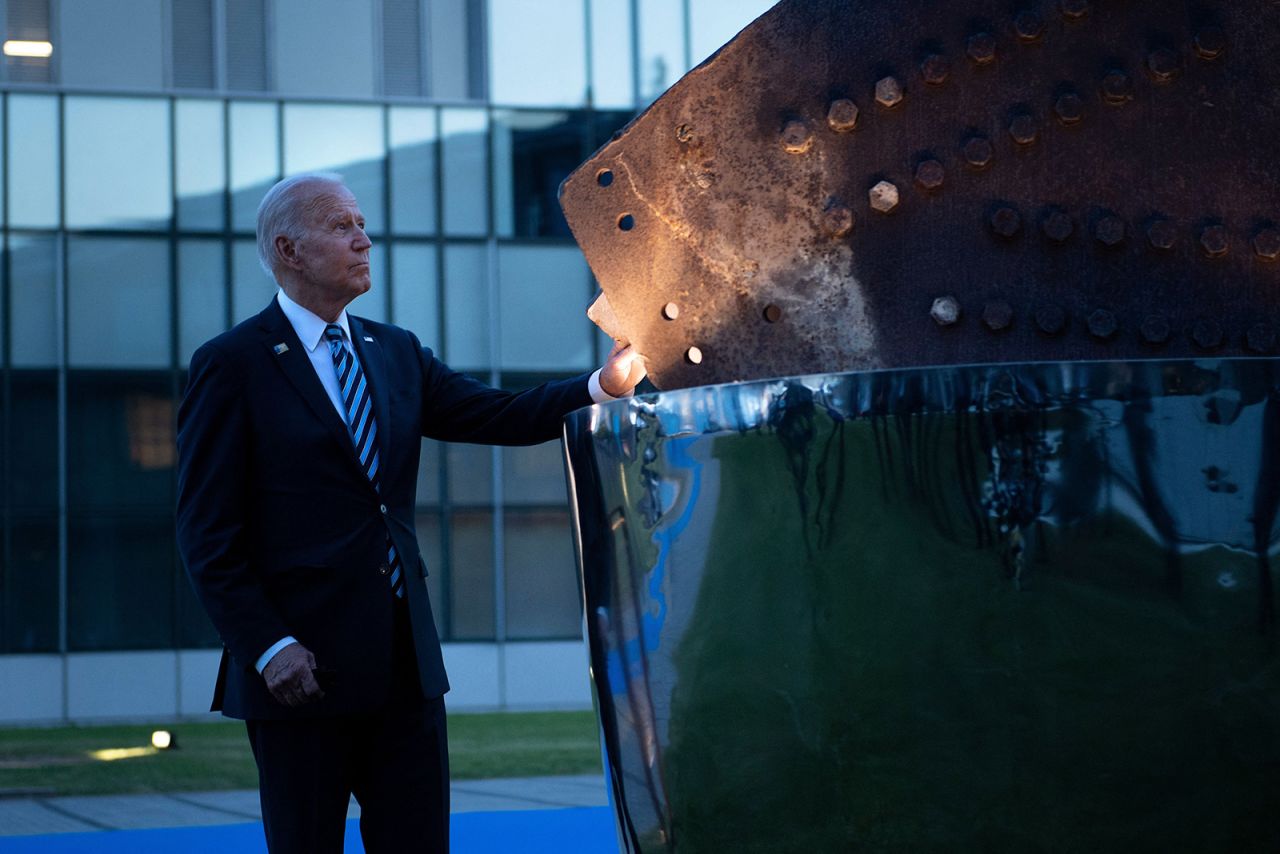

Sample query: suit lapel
[349,316,393,471]
[256,299,365,474]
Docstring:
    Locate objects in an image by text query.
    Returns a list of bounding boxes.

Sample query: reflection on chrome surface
[564,360,1280,853]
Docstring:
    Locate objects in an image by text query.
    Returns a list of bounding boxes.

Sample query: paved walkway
[0,775,609,837]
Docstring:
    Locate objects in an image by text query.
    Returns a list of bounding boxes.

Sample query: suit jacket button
[378,563,390,576]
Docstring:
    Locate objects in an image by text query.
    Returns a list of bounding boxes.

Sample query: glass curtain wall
[0,0,773,655]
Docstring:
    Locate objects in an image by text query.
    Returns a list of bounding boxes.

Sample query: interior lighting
[3,40,53,58]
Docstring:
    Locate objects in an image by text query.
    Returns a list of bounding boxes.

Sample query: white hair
[255,172,347,276]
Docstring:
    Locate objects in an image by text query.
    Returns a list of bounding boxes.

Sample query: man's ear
[275,234,304,270]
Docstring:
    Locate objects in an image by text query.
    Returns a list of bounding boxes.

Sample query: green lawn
[0,711,602,796]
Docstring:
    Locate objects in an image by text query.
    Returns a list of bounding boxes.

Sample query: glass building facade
[0,0,772,705]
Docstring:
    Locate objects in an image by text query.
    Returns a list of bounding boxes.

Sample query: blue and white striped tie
[324,324,404,599]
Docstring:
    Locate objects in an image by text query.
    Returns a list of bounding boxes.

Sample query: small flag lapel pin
[273,343,289,355]
[363,336,374,342]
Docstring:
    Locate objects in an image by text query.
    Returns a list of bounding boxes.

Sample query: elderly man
[176,173,644,853]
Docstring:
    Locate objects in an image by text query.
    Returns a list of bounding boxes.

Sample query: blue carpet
[0,807,618,853]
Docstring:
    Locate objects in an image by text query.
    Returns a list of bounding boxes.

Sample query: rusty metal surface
[560,0,1280,390]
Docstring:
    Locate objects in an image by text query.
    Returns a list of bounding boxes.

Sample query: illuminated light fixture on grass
[3,40,53,58]
[151,730,176,750]
[89,746,157,762]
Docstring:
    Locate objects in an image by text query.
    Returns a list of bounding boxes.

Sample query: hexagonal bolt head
[1101,71,1133,104]
[826,99,859,133]
[1147,219,1178,250]
[780,119,814,154]
[963,137,994,168]
[1042,211,1074,243]
[1147,48,1180,82]
[1140,315,1171,344]
[823,202,855,238]
[931,296,961,326]
[875,76,904,108]
[967,32,997,65]
[1015,11,1045,41]
[1060,0,1090,20]
[1054,93,1084,125]
[1035,304,1067,335]
[990,206,1022,238]
[869,181,900,213]
[914,159,945,191]
[1192,319,1224,350]
[920,54,950,85]
[1246,323,1276,353]
[1095,215,1126,246]
[1195,28,1226,61]
[1087,309,1118,339]
[1009,114,1038,145]
[1199,225,1229,257]
[1252,229,1280,260]
[983,301,1014,331]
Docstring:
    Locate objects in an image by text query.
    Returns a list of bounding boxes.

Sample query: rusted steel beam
[561,0,1280,389]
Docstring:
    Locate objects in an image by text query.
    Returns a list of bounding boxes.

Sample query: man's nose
[353,227,372,250]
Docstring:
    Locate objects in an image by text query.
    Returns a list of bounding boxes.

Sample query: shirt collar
[276,289,351,353]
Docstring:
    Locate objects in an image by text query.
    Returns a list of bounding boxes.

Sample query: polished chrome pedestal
[564,359,1280,853]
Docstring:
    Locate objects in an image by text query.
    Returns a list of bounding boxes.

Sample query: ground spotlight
[150,730,176,750]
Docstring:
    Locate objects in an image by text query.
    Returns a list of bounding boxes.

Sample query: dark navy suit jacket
[176,297,593,720]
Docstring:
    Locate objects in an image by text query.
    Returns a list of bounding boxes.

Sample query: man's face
[292,188,372,307]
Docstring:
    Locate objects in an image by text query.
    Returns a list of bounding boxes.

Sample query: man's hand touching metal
[600,340,647,397]
[262,641,325,707]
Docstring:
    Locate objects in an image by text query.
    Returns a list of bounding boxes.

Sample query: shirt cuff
[589,368,632,404]
[255,636,298,673]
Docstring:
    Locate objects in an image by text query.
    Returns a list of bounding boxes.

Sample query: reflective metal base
[564,359,1280,852]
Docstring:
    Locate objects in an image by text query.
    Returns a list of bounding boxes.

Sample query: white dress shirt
[256,289,623,672]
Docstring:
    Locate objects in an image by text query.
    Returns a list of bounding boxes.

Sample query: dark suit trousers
[246,600,450,854]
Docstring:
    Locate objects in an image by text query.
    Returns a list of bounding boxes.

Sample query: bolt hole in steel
[1095,214,1126,247]
[780,119,813,153]
[1195,27,1226,60]
[596,169,614,187]
[1147,47,1180,82]
[662,302,679,321]
[1254,228,1280,260]
[991,206,1022,238]
[1141,314,1172,344]
[1101,71,1133,104]
[967,32,997,65]
[1246,323,1275,353]
[931,296,961,326]
[1054,92,1085,125]
[914,159,945,191]
[617,213,635,231]
[1060,0,1090,20]
[869,181,900,213]
[685,346,703,365]
[1035,304,1067,335]
[875,76,904,108]
[763,305,783,323]
[963,136,994,168]
[1200,224,1229,257]
[1088,308,1118,339]
[1147,218,1178,250]
[1042,209,1074,243]
[983,301,1014,331]
[826,99,859,132]
[920,53,949,85]
[1009,114,1038,145]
